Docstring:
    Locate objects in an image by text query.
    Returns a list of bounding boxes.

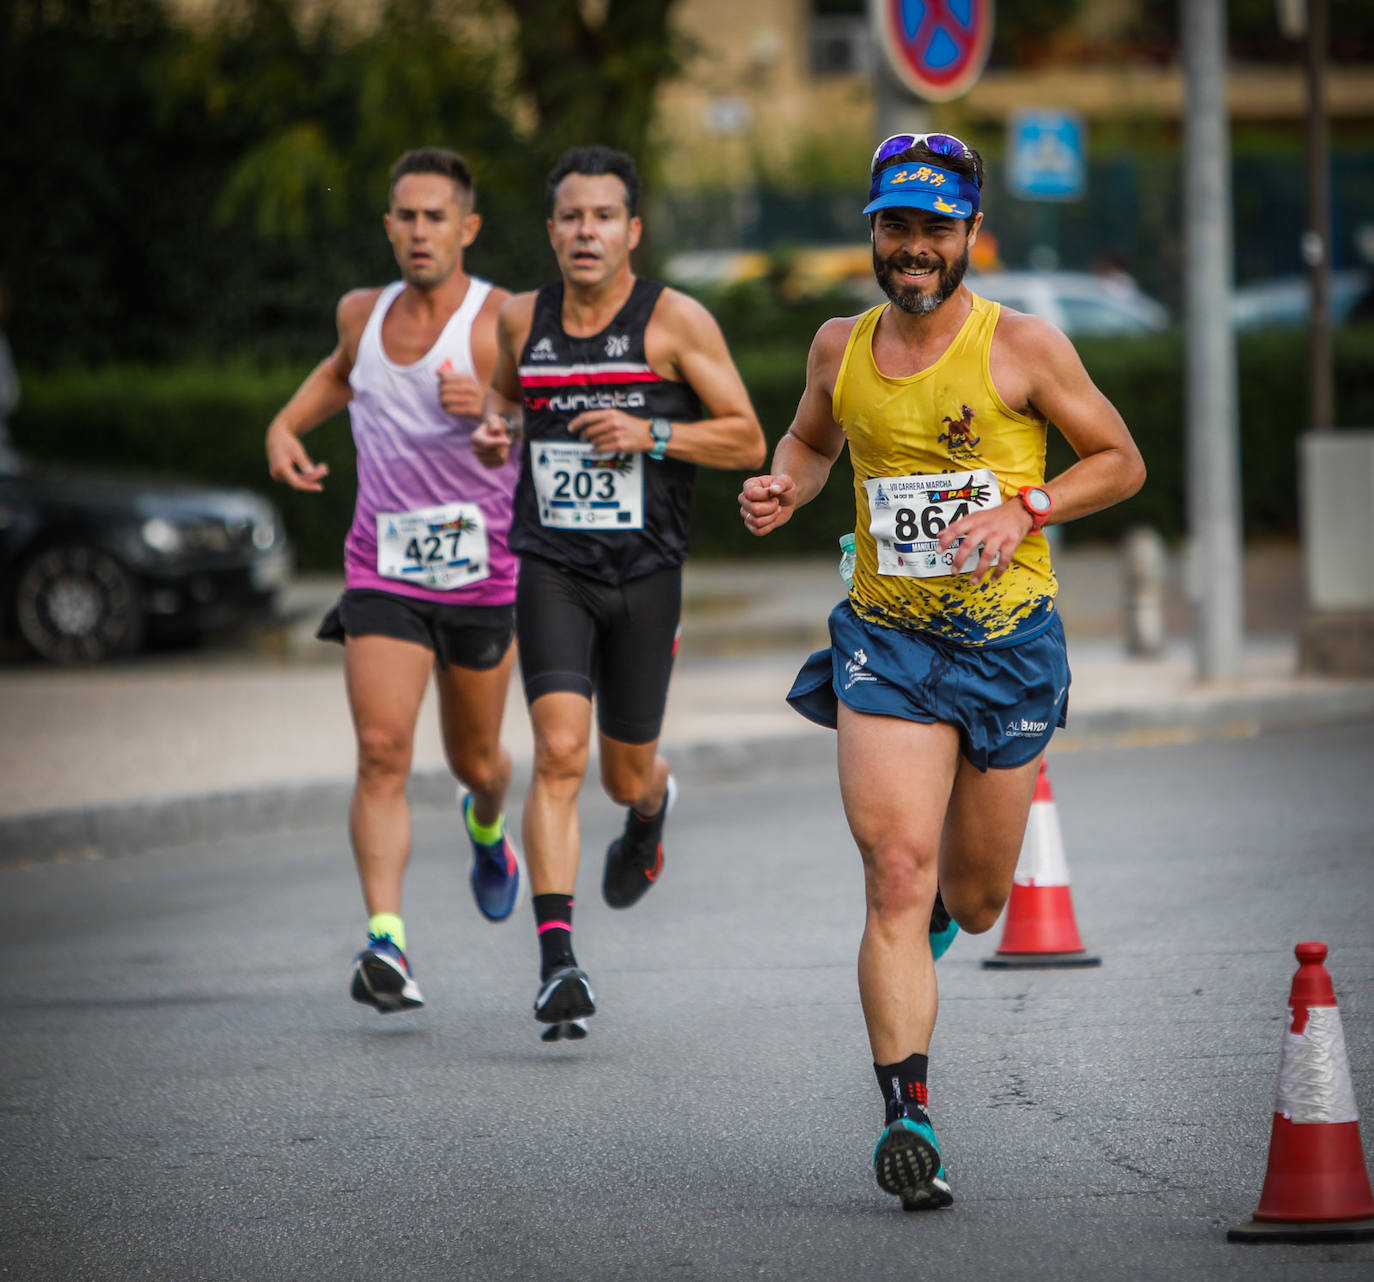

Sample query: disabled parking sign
[1008,109,1086,201]
[870,0,994,103]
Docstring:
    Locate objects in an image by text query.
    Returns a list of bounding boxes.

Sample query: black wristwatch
[648,417,673,461]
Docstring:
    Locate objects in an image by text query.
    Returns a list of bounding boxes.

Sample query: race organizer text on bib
[376,501,490,590]
[530,440,644,530]
[865,469,1002,578]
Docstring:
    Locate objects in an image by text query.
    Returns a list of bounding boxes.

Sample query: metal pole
[1181,0,1245,680]
[1304,0,1332,431]
[872,57,930,146]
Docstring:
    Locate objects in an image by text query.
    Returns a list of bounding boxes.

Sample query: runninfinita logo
[549,390,646,412]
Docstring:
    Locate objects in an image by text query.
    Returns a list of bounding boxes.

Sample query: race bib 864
[865,469,1002,578]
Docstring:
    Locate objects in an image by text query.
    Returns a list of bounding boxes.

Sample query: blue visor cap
[863,162,979,219]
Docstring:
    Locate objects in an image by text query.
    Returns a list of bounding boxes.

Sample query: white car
[967,271,1172,337]
[662,250,1176,337]
[1230,271,1369,330]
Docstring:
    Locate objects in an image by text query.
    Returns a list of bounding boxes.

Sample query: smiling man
[738,134,1145,1211]
[266,148,522,1015]
[473,145,764,1042]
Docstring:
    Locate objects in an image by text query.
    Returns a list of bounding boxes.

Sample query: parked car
[1229,270,1371,330]
[0,447,292,663]
[661,248,772,291]
[966,270,1173,337]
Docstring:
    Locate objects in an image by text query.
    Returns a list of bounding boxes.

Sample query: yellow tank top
[834,295,1057,646]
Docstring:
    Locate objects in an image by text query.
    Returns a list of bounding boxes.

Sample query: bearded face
[872,239,971,315]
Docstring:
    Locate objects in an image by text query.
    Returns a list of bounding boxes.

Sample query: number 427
[405,532,461,564]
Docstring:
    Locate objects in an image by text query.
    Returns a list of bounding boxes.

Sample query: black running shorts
[515,554,681,744]
[317,588,515,671]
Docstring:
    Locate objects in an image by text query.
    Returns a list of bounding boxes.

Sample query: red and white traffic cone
[1229,941,1374,1243]
[982,759,1100,969]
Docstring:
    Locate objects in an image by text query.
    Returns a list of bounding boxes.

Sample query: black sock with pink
[533,893,576,981]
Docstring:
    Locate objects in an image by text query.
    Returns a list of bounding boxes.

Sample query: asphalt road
[3,726,1373,1281]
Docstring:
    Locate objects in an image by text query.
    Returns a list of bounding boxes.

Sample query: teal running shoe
[873,1112,954,1211]
[930,888,959,961]
[461,791,521,922]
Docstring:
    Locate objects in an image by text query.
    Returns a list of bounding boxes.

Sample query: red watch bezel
[1018,485,1053,531]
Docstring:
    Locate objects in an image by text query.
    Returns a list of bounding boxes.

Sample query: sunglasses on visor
[870,133,978,179]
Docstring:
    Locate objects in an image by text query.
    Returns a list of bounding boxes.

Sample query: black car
[0,447,292,663]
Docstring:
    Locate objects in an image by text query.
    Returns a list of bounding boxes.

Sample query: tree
[0,0,691,366]
[499,0,685,170]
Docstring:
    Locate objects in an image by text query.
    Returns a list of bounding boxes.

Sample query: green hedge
[11,328,1374,571]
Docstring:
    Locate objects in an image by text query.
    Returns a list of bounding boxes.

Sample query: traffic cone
[982,760,1100,969]
[1229,941,1374,1243]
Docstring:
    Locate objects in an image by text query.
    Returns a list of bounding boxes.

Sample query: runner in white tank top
[345,276,518,604]
[266,148,523,1016]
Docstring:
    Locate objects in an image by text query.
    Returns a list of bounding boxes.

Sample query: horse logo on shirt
[938,403,981,456]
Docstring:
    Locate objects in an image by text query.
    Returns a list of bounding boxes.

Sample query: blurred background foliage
[3,0,1373,568]
[0,0,685,368]
[15,314,1374,566]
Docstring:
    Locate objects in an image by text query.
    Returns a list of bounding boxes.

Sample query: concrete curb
[5,690,1374,869]
[0,735,841,869]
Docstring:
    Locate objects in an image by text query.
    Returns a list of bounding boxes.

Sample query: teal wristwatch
[648,417,672,461]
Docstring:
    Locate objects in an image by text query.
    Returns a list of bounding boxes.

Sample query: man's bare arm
[438,285,513,420]
[938,311,1146,581]
[1015,315,1146,520]
[575,290,765,470]
[738,317,854,537]
[473,293,535,469]
[265,288,376,491]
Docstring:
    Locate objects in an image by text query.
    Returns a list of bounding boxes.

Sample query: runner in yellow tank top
[836,293,1055,645]
[738,132,1145,1214]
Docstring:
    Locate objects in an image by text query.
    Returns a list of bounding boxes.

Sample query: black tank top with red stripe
[509,277,703,584]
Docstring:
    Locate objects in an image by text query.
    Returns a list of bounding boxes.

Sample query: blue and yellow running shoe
[461,791,521,922]
[930,888,959,962]
[873,1110,954,1211]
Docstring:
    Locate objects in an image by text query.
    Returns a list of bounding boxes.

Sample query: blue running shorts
[786,600,1070,772]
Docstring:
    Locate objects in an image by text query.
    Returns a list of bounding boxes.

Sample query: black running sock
[534,893,576,981]
[875,1053,931,1125]
[629,800,664,826]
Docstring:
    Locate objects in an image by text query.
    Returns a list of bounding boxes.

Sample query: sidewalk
[2,542,1372,863]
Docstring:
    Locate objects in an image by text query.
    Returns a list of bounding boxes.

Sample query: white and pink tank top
[343,278,519,605]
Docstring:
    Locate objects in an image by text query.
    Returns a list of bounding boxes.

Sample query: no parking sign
[869,0,994,103]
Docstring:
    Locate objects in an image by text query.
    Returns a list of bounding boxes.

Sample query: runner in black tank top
[473,146,764,1042]
[510,277,702,584]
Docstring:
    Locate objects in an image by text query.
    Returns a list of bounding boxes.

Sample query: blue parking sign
[1008,110,1086,201]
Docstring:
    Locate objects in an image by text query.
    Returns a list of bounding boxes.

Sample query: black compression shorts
[515,554,681,744]
[317,588,515,670]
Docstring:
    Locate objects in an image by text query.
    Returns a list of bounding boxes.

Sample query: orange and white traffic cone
[982,759,1100,969]
[1229,941,1374,1243]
